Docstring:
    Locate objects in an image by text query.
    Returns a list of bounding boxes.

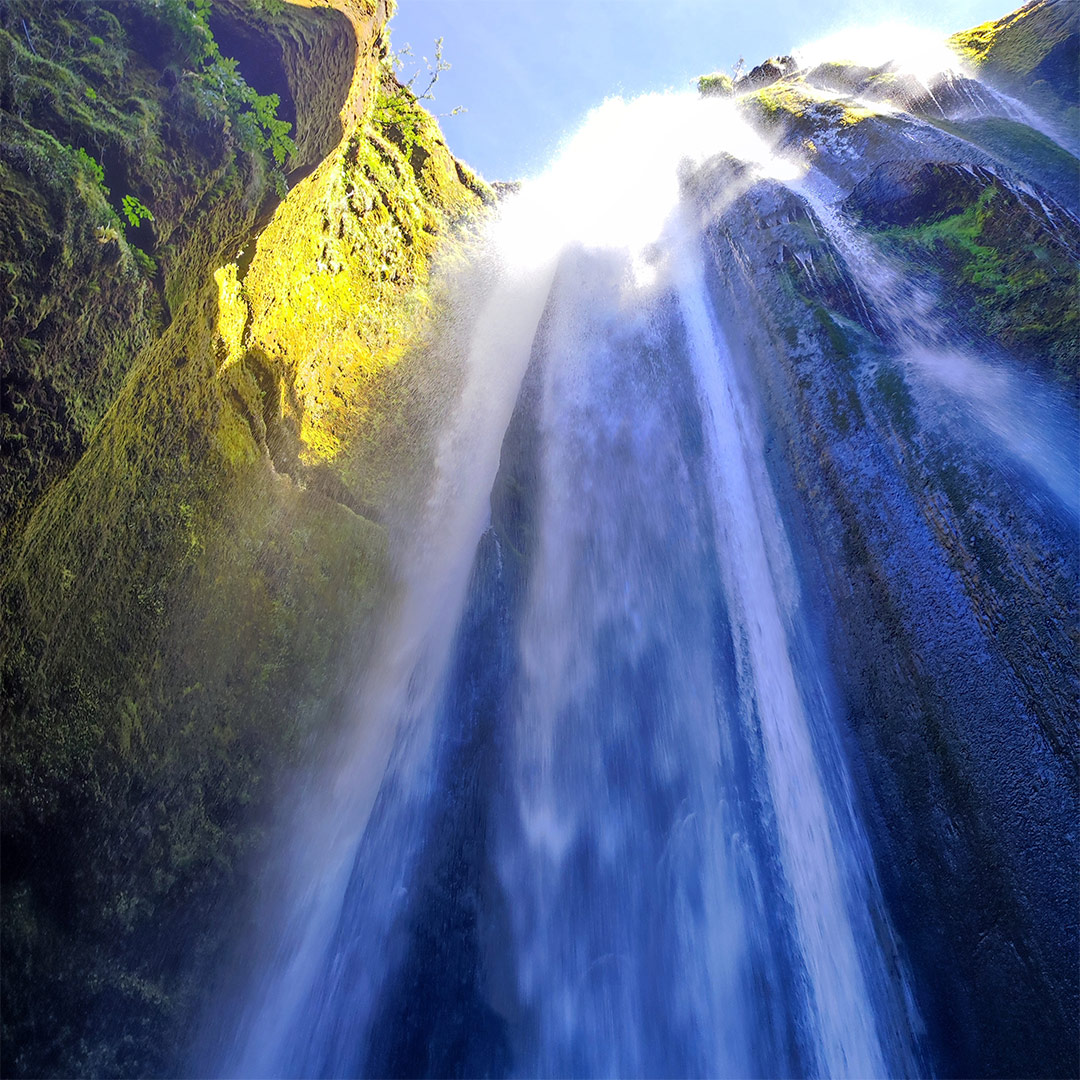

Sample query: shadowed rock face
[703,172,1077,1077]
[691,45,1078,1064]
[0,1,487,1075]
[846,161,1000,226]
[845,159,1080,388]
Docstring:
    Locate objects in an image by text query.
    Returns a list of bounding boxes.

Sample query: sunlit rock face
[1,2,1077,1078]
[0,1,487,1074]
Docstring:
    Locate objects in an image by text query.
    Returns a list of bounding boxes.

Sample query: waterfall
[200,50,1077,1079]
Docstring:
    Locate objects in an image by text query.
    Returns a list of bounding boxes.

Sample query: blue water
[200,67,1079,1079]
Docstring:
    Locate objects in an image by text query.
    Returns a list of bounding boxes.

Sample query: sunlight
[491,90,804,286]
[794,23,971,86]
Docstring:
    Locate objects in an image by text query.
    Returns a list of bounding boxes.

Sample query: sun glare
[793,23,970,86]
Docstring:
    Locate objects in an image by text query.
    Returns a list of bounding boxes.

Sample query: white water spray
[791,173,1079,517]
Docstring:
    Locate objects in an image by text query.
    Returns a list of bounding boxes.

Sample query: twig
[22,18,38,55]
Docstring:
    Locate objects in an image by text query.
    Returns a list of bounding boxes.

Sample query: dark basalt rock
[844,161,995,226]
[736,54,798,92]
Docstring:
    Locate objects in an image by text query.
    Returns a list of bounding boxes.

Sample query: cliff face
[951,0,1079,149]
[695,18,1078,1075]
[0,2,487,1075]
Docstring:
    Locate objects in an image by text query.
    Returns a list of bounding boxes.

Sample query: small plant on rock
[121,194,154,228]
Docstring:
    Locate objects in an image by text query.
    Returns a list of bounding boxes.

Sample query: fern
[121,194,154,228]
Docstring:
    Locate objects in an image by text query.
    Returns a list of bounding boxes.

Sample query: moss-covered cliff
[951,0,1079,145]
[0,1,488,1074]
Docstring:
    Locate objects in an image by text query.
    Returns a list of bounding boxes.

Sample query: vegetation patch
[865,175,1080,389]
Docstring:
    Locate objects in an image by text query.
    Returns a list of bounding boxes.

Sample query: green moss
[1,281,392,1077]
[873,184,1080,388]
[697,72,733,97]
[0,0,283,547]
[237,57,490,505]
[1,2,496,1075]
[740,80,877,143]
[0,0,488,1074]
[0,121,164,546]
[952,1,1071,79]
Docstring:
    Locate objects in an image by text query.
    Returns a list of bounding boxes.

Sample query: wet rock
[844,161,992,226]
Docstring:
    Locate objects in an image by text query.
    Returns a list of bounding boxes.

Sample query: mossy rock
[697,72,733,97]
[951,0,1079,148]
[848,159,1080,389]
[0,1,491,1075]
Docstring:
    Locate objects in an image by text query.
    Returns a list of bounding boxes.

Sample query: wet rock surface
[699,130,1078,1076]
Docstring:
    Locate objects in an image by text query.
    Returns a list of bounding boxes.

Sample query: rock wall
[0,2,488,1075]
[699,42,1077,1076]
[951,0,1079,149]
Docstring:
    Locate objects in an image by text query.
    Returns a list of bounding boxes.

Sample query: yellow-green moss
[742,80,877,136]
[697,71,734,97]
[1,1,490,1074]
[950,0,1079,139]
[237,58,490,491]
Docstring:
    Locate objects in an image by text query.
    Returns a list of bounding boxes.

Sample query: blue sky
[387,0,1015,181]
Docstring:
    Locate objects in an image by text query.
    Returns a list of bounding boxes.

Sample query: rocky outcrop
[701,163,1077,1077]
[736,54,798,92]
[951,0,1079,147]
[0,1,488,1075]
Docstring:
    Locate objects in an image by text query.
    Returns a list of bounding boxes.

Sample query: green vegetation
[157,0,297,176]
[121,193,154,227]
[874,183,1079,388]
[740,80,877,141]
[0,1,490,1075]
[697,72,733,97]
[0,0,294,544]
[373,34,467,166]
[233,33,491,510]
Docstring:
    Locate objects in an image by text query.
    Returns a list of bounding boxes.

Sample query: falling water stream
[203,38,1078,1080]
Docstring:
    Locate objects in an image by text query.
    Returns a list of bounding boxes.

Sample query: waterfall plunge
[208,90,943,1079]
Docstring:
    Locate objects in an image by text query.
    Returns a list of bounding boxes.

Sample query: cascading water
[200,30,1078,1080]
[790,172,1080,518]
